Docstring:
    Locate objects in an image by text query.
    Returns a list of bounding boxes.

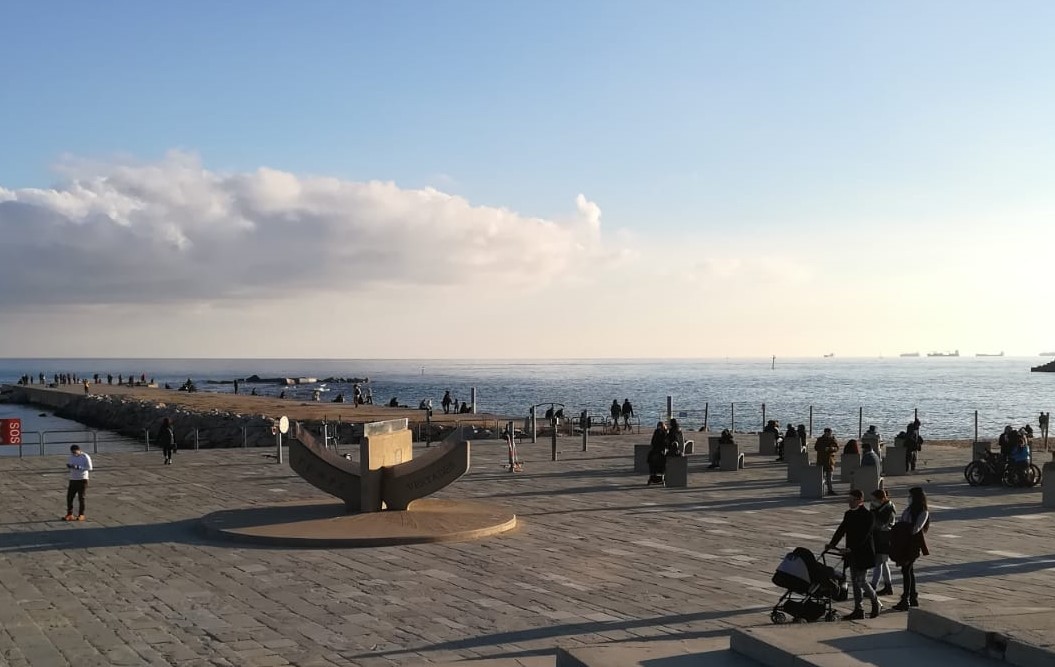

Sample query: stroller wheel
[824,610,839,622]
[770,611,788,624]
[793,616,808,624]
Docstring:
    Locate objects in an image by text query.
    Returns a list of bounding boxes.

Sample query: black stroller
[770,546,848,623]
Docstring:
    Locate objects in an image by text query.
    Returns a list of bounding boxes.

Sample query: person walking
[814,428,839,496]
[64,445,93,521]
[442,390,452,414]
[890,486,931,611]
[828,489,881,619]
[621,399,634,431]
[610,400,622,434]
[157,417,176,465]
[667,418,685,456]
[869,489,896,596]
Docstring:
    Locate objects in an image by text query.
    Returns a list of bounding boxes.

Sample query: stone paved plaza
[1,434,1054,666]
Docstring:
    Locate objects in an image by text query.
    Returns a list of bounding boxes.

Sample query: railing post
[762,402,766,429]
[242,426,247,448]
[974,410,978,443]
[704,403,709,431]
[666,396,673,422]
[731,403,735,433]
[858,407,863,439]
[144,428,150,452]
[809,406,813,438]
[40,431,45,456]
[194,428,200,451]
[531,406,537,444]
[92,431,98,454]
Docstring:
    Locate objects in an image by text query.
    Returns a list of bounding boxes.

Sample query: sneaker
[909,597,919,607]
[63,513,74,521]
[77,515,86,521]
[827,490,837,496]
[877,586,894,596]
[842,608,865,621]
[892,600,910,612]
[870,601,883,618]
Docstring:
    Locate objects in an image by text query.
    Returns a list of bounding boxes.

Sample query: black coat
[831,505,876,569]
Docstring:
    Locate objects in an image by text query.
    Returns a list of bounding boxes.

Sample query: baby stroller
[770,546,848,623]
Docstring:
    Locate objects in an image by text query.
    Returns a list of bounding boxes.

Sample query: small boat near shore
[975,352,1004,357]
[927,350,960,357]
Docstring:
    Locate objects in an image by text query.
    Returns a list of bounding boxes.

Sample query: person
[647,421,668,485]
[998,425,1015,458]
[843,439,859,455]
[333,393,346,403]
[278,390,286,399]
[459,401,470,414]
[861,440,880,467]
[784,423,798,451]
[442,390,453,414]
[64,445,93,521]
[904,419,923,471]
[889,487,930,611]
[233,379,239,395]
[764,420,784,461]
[250,388,258,396]
[796,424,807,450]
[814,428,839,495]
[610,400,622,433]
[418,398,431,410]
[869,489,896,596]
[1010,430,1031,473]
[667,418,685,456]
[157,417,176,465]
[621,399,634,431]
[828,489,881,620]
[709,429,735,469]
[354,383,364,406]
[388,397,399,407]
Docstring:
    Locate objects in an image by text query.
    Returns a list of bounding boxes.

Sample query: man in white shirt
[65,445,93,521]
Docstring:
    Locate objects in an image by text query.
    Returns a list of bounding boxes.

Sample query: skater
[64,445,93,521]
[157,417,176,464]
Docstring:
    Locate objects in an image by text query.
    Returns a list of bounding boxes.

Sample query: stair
[557,637,757,667]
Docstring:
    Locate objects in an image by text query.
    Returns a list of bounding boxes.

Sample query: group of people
[998,424,1034,465]
[609,399,635,432]
[18,372,153,388]
[827,486,931,618]
[761,420,810,462]
[646,418,686,484]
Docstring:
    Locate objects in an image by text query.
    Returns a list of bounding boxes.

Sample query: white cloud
[0,153,613,306]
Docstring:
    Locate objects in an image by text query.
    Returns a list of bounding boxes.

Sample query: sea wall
[5,385,278,449]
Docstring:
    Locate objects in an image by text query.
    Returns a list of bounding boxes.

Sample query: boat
[1041,352,1055,357]
[926,350,959,357]
[975,352,1004,357]
[823,353,834,358]
[899,352,920,358]
[1032,360,1055,373]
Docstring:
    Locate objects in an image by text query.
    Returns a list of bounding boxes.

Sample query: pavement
[1,433,1054,666]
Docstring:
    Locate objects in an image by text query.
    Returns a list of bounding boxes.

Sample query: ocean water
[2,357,1054,440]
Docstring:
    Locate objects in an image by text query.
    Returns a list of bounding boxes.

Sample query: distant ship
[975,352,1004,357]
[823,353,834,358]
[926,350,960,357]
[1042,352,1055,357]
[900,352,920,358]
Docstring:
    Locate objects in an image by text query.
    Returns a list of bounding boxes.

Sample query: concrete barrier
[840,452,861,482]
[665,456,688,488]
[786,450,810,482]
[758,431,777,456]
[784,436,802,454]
[1043,462,1055,508]
[800,465,824,499]
[972,441,991,461]
[719,442,743,471]
[883,445,908,476]
[634,444,651,473]
[852,465,884,494]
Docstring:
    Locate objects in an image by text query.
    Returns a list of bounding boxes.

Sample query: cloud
[0,153,611,307]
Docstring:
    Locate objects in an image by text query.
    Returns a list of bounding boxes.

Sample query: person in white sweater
[64,445,93,521]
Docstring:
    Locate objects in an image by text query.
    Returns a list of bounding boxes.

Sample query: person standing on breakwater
[64,445,93,521]
[157,417,176,465]
[442,390,452,414]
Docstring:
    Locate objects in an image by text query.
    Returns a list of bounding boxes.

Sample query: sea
[2,357,1054,443]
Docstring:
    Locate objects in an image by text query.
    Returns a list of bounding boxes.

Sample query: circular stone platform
[200,498,517,547]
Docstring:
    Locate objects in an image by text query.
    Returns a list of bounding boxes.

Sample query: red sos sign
[1,419,22,445]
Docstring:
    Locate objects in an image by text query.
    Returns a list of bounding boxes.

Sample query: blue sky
[1,2,1053,357]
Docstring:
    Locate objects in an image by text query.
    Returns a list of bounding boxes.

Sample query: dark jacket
[871,501,896,554]
[889,509,931,566]
[830,505,876,570]
[667,427,685,455]
[157,425,175,450]
[814,435,839,470]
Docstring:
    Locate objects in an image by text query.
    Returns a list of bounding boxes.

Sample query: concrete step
[730,613,1006,667]
[426,657,554,667]
[909,606,1055,667]
[556,637,760,667]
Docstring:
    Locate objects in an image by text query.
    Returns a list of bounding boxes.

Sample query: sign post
[276,416,289,464]
[0,419,22,446]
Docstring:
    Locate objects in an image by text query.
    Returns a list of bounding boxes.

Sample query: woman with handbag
[889,486,930,610]
[869,488,896,596]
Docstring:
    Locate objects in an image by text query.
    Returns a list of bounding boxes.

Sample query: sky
[1,1,1053,358]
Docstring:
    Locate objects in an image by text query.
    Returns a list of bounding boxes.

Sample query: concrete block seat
[665,455,688,487]
[851,464,884,494]
[633,444,650,473]
[758,431,778,456]
[800,465,824,499]
[786,450,810,482]
[840,451,861,482]
[719,441,744,471]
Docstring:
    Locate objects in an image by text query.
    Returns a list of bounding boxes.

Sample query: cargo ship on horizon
[927,350,960,357]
